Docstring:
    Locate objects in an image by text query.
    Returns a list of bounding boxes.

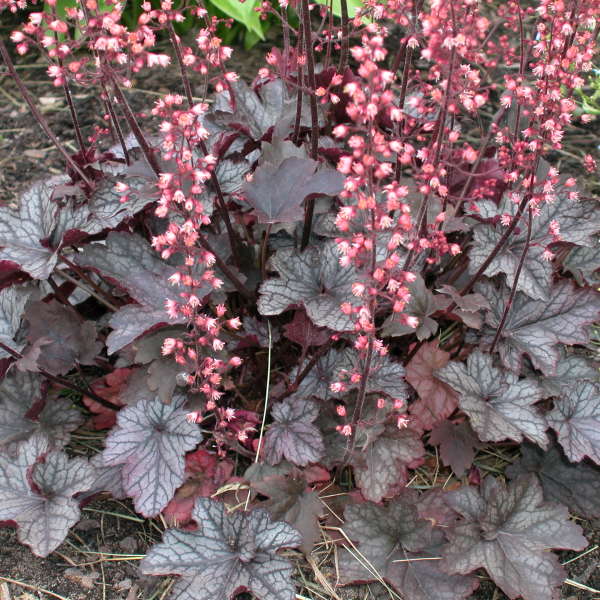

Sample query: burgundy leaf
[478,281,600,375]
[547,381,600,464]
[429,421,480,477]
[258,241,360,331]
[406,341,459,431]
[102,395,202,517]
[467,182,598,300]
[162,449,234,527]
[382,276,445,340]
[24,299,101,375]
[82,368,132,430]
[140,498,302,600]
[244,157,344,224]
[507,442,600,519]
[0,434,94,557]
[263,396,324,466]
[338,493,478,600]
[441,475,587,600]
[283,310,330,352]
[0,371,83,448]
[436,350,548,447]
[250,469,324,555]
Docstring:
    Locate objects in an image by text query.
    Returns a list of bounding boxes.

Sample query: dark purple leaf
[282,310,330,352]
[478,281,600,375]
[263,396,324,466]
[24,299,101,375]
[75,232,209,353]
[506,442,600,519]
[319,400,424,502]
[0,371,83,448]
[0,434,94,557]
[382,276,444,340]
[406,341,459,431]
[258,241,360,331]
[101,395,202,516]
[210,79,315,140]
[563,244,600,286]
[441,475,587,600]
[244,157,344,224]
[547,381,600,464]
[436,350,548,447]
[338,493,478,600]
[536,350,598,398]
[436,284,491,329]
[467,184,599,300]
[140,497,302,600]
[429,421,480,477]
[250,468,323,556]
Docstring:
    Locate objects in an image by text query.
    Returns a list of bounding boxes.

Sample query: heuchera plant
[0,0,599,599]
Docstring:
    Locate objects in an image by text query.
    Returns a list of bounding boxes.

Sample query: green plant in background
[575,68,600,116]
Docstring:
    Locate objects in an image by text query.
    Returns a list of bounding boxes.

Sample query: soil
[1,16,600,600]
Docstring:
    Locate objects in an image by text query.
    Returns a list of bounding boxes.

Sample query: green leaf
[314,0,363,19]
[209,0,265,40]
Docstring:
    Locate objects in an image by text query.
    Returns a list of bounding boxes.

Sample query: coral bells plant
[1,0,600,598]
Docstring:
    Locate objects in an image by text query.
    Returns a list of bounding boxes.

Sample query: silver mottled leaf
[263,396,324,466]
[0,283,35,358]
[547,381,600,464]
[339,493,477,600]
[140,498,302,600]
[0,435,94,557]
[441,475,587,600]
[436,350,548,447]
[102,395,202,516]
[478,281,600,375]
[258,242,359,331]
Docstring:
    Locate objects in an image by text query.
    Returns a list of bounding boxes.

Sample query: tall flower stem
[0,40,92,187]
[167,23,242,269]
[489,205,533,353]
[300,0,321,250]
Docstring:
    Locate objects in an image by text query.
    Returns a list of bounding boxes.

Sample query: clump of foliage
[0,0,599,599]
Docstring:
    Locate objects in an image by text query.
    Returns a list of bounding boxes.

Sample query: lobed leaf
[263,396,324,466]
[140,497,302,600]
[436,350,548,448]
[0,434,94,557]
[441,475,587,600]
[243,157,344,224]
[258,241,360,331]
[338,493,478,600]
[102,395,203,517]
[478,281,600,375]
[546,381,600,464]
[507,442,600,519]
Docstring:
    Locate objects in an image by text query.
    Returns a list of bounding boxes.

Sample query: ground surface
[1,17,600,600]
